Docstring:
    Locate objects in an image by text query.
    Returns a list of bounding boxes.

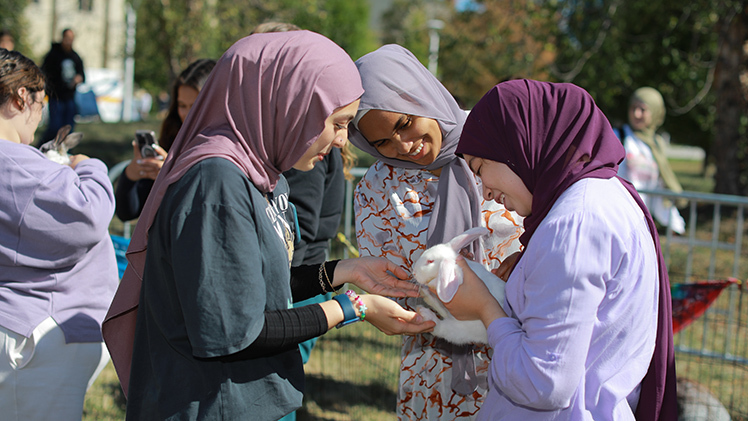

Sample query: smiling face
[357,109,443,166]
[293,99,360,171]
[463,154,533,217]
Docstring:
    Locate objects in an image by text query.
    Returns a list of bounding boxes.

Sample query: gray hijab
[349,44,482,255]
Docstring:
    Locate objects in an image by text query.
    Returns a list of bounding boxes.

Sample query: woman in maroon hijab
[102,31,434,420]
[444,79,677,420]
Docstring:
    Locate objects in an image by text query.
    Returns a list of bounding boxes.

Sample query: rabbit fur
[412,227,506,345]
[39,125,82,165]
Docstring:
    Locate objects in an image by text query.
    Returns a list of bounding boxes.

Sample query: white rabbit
[39,124,83,165]
[412,227,506,345]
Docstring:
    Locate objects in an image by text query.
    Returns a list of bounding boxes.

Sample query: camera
[135,130,159,159]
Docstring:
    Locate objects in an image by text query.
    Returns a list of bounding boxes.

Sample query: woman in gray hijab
[349,44,523,420]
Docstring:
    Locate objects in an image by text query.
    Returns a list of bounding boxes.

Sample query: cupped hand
[68,154,90,169]
[124,140,168,181]
[334,257,419,298]
[361,294,435,335]
[441,256,507,328]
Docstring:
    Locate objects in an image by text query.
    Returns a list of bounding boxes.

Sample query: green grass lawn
[74,120,744,420]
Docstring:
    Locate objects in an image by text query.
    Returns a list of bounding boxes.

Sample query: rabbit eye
[427,260,434,264]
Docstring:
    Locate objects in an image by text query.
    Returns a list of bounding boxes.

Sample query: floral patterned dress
[354,161,524,420]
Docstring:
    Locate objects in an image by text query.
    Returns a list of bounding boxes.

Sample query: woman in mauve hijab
[102,31,433,421]
[349,44,523,420]
[445,79,677,420]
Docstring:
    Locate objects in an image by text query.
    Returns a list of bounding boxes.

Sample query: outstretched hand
[362,294,435,335]
[334,257,419,298]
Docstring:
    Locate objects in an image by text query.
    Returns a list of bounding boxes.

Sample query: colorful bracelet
[345,290,367,321]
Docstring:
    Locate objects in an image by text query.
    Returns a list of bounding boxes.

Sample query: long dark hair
[158,58,216,150]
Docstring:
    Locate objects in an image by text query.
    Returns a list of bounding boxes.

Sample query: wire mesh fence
[302,178,748,420]
[103,166,748,420]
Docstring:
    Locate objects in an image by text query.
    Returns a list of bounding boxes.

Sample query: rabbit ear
[63,132,83,149]
[436,258,462,302]
[53,125,72,146]
[447,227,490,252]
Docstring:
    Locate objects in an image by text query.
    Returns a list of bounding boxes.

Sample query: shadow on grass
[299,374,397,421]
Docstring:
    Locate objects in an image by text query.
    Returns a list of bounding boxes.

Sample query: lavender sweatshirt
[0,139,118,343]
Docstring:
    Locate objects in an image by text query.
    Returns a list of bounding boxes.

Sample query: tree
[439,0,556,108]
[0,0,30,56]
[711,3,748,195]
[287,0,376,60]
[379,0,446,67]
[133,0,374,100]
[134,0,218,94]
[551,0,748,195]
[377,0,556,108]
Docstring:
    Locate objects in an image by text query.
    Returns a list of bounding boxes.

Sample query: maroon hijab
[456,79,677,420]
[102,31,364,396]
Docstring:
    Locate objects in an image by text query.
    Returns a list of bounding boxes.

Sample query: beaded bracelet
[345,290,367,321]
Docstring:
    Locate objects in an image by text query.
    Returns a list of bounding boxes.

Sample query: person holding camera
[115,58,216,222]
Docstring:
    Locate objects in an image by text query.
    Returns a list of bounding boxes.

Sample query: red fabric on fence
[671,278,741,334]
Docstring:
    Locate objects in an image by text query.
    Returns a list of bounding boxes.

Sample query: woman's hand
[123,140,168,181]
[68,154,90,169]
[493,251,520,281]
[442,256,507,328]
[361,294,435,335]
[333,257,420,298]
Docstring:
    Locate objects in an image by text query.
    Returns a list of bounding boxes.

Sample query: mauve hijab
[102,30,364,396]
[456,79,677,420]
[349,44,483,256]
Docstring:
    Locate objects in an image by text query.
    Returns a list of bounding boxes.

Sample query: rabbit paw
[416,305,441,323]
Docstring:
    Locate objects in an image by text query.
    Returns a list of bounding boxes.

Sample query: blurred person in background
[0,48,118,421]
[616,87,686,234]
[115,58,216,222]
[0,29,14,51]
[41,28,85,141]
